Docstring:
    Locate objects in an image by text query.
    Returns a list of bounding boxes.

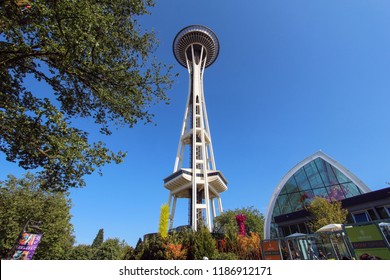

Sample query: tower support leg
[211,198,217,219]
[218,197,223,213]
[168,194,177,230]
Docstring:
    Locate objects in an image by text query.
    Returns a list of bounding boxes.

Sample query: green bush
[191,226,217,260]
[214,252,237,260]
[137,235,168,260]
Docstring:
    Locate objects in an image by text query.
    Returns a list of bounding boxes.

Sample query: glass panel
[326,185,346,201]
[270,223,278,239]
[353,212,369,223]
[375,207,389,219]
[294,168,311,191]
[312,187,329,199]
[304,161,324,189]
[278,194,292,214]
[273,201,281,216]
[279,185,287,195]
[341,182,362,198]
[346,213,354,223]
[332,167,350,183]
[300,190,315,206]
[289,192,303,212]
[284,177,300,193]
[367,209,378,221]
[307,190,315,199]
[386,207,390,216]
[314,158,338,187]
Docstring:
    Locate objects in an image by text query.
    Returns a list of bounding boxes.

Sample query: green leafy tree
[69,238,130,260]
[67,244,94,260]
[307,197,348,232]
[0,0,175,191]
[92,238,129,260]
[0,173,74,259]
[214,206,265,239]
[91,228,104,248]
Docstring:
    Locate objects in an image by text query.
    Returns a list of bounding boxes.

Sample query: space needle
[164,25,228,232]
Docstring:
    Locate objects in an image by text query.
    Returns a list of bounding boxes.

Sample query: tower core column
[164,25,228,232]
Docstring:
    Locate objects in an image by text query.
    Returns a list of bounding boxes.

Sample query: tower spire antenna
[164,25,228,232]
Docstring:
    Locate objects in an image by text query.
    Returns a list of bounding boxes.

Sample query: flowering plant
[235,214,247,236]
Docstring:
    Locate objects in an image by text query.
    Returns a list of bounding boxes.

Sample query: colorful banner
[11,232,42,260]
[344,224,390,260]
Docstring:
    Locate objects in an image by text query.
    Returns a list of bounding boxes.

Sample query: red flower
[236,214,247,236]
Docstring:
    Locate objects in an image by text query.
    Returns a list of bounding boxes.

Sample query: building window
[386,206,390,217]
[375,207,390,219]
[367,209,378,221]
[346,213,354,223]
[352,211,370,223]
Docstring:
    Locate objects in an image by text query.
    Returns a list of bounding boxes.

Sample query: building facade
[264,151,372,239]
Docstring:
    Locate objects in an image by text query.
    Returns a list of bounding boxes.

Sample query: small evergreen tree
[191,226,217,260]
[91,229,104,248]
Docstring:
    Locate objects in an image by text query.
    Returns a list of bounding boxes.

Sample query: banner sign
[11,232,42,260]
[344,224,390,260]
[262,240,282,260]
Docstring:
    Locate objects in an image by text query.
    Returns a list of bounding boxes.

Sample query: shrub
[191,226,217,260]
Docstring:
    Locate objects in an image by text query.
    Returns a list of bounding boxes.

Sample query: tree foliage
[68,238,129,260]
[68,229,130,260]
[214,206,265,239]
[191,225,217,260]
[136,235,167,260]
[129,228,217,260]
[91,228,104,248]
[67,244,93,260]
[0,173,74,259]
[0,0,175,191]
[307,196,348,232]
[92,238,129,260]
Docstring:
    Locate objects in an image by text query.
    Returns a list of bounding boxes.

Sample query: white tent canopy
[316,224,343,233]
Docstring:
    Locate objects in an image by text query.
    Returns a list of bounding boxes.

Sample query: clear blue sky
[2,0,390,247]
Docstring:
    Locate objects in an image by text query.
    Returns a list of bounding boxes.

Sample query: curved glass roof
[274,157,363,217]
[264,151,370,239]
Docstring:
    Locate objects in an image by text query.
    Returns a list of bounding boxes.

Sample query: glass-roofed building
[264,151,371,239]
